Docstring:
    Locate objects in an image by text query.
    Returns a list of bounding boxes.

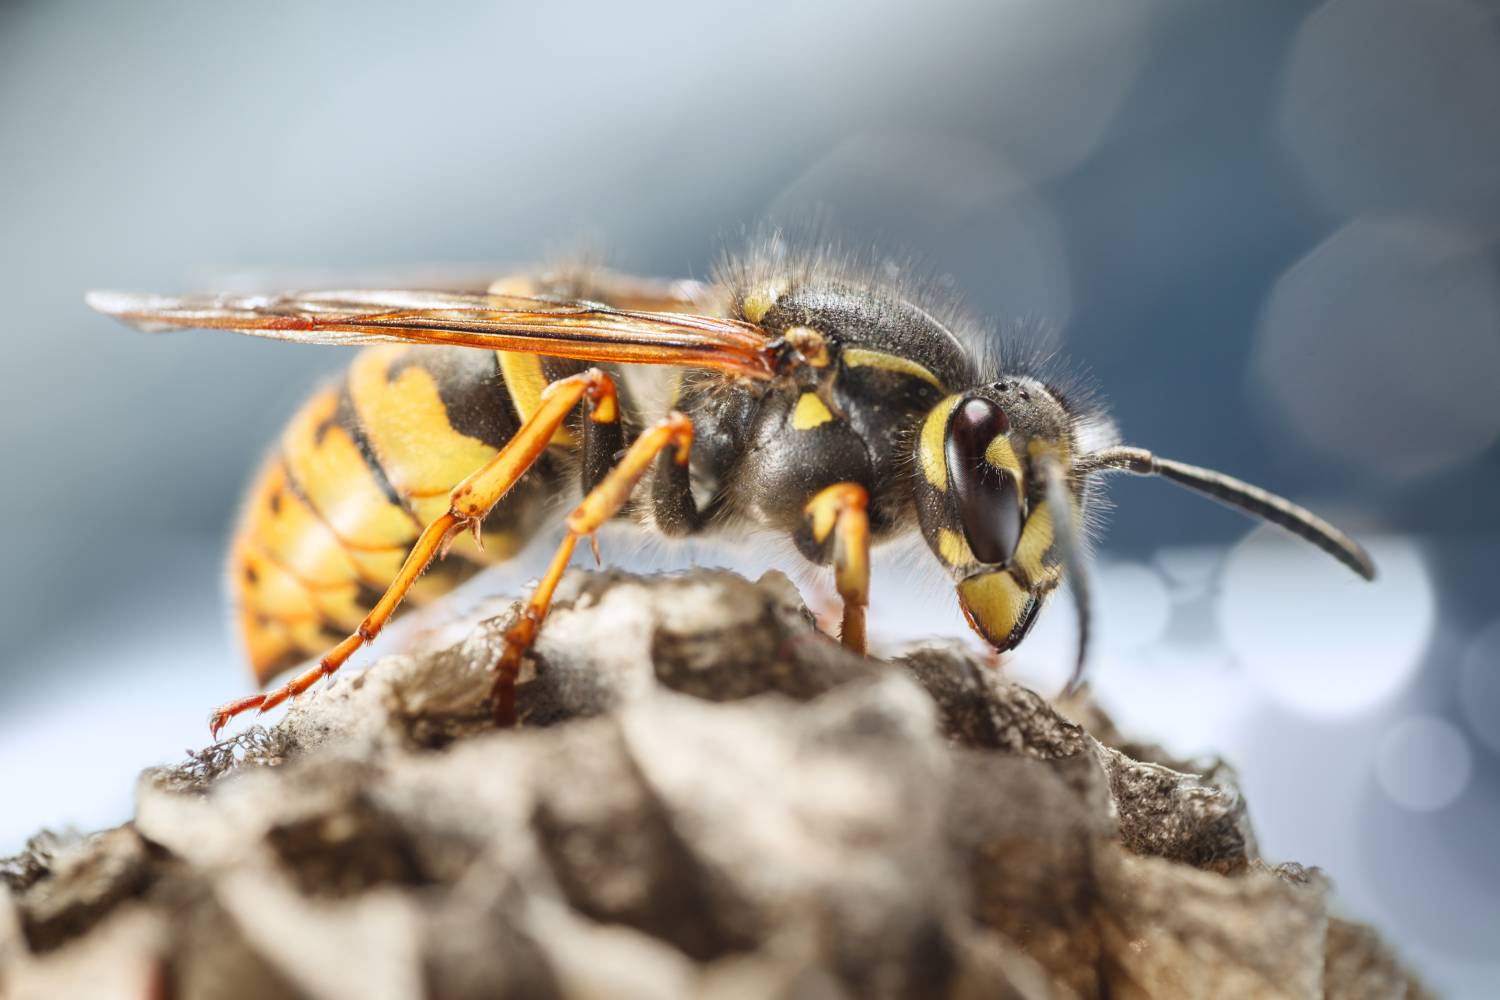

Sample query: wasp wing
[86,288,773,379]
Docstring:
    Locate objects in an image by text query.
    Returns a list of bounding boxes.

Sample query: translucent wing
[86,287,774,379]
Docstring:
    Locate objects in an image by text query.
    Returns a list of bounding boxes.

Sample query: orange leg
[491,411,694,725]
[803,483,871,655]
[208,368,620,737]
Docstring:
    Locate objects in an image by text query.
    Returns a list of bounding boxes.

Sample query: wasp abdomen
[231,344,568,682]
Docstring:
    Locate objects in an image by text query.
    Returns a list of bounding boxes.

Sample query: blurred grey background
[2,0,1497,993]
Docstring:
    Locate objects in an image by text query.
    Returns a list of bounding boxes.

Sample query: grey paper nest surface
[1,570,1425,1000]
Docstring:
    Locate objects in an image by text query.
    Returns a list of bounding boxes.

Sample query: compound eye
[944,397,1023,565]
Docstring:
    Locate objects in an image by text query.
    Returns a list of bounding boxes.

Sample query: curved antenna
[1035,452,1092,696]
[1077,446,1376,581]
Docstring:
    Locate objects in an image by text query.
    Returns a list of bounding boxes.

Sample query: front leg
[650,434,706,537]
[800,483,871,654]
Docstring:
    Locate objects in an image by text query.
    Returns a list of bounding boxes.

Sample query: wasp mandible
[89,248,1375,736]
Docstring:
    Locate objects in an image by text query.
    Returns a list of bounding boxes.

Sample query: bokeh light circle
[1218,530,1433,716]
[1252,216,1500,480]
[912,0,1157,183]
[1278,0,1500,224]
[1006,559,1175,699]
[1458,620,1500,755]
[766,132,1073,331]
[1375,715,1473,813]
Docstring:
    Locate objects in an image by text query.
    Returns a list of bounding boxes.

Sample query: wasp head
[912,378,1074,650]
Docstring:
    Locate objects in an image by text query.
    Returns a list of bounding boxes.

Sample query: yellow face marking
[985,433,1025,501]
[984,434,1022,475]
[497,350,577,448]
[842,348,943,390]
[937,527,975,568]
[784,326,831,367]
[792,392,834,430]
[741,279,787,323]
[918,396,962,490]
[1013,501,1062,588]
[957,570,1031,648]
[1018,440,1079,590]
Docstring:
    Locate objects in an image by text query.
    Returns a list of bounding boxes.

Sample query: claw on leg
[209,694,267,740]
[491,533,577,726]
[202,370,621,739]
[489,411,694,726]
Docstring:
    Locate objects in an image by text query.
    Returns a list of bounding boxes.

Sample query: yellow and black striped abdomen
[231,344,574,682]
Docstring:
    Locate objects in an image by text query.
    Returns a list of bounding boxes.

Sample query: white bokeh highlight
[1376,715,1474,812]
[1253,216,1500,480]
[1094,562,1173,651]
[1003,562,1161,694]
[1218,530,1434,716]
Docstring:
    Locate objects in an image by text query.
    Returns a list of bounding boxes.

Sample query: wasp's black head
[911,377,1074,650]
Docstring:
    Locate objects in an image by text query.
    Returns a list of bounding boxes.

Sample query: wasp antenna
[1079,446,1377,581]
[1037,453,1092,695]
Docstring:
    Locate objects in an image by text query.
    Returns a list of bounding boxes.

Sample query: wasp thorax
[738,279,974,385]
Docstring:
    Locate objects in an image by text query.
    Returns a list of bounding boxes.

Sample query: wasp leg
[208,368,621,738]
[650,424,707,536]
[803,483,871,655]
[491,411,694,726]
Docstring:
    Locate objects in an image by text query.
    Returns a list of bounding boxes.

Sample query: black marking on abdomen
[385,346,523,450]
[326,380,417,519]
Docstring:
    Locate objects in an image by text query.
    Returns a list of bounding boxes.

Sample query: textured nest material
[0,569,1426,1000]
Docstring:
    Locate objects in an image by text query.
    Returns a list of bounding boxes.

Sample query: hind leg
[209,368,621,737]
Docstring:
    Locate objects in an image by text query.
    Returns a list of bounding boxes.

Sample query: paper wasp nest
[0,570,1425,999]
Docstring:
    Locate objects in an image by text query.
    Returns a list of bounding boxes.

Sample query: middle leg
[491,411,696,725]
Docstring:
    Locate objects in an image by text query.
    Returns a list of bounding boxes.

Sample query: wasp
[88,248,1375,737]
